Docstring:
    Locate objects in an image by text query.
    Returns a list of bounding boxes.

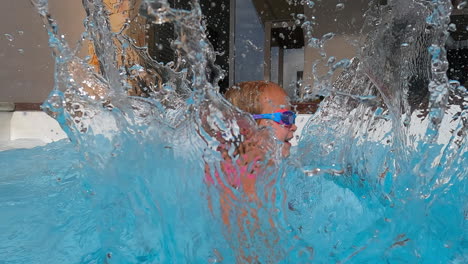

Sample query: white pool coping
[0,111,68,151]
[0,111,313,151]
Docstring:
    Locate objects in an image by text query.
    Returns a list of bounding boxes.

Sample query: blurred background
[0,0,467,105]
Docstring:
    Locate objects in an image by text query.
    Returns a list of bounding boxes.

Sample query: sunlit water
[1,0,467,263]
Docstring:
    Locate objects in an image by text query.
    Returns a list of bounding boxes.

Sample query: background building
[1,0,467,105]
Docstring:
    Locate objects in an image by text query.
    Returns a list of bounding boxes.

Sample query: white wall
[0,113,12,142]
[0,111,67,151]
[0,111,312,151]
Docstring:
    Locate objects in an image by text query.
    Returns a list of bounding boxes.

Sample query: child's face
[258,84,297,157]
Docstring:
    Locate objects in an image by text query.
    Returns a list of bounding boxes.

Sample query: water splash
[293,0,466,262]
[4,33,14,42]
[0,0,466,263]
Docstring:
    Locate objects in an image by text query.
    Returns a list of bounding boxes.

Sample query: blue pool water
[1,0,467,263]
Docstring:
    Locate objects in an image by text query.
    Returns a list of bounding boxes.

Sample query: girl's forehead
[260,85,290,110]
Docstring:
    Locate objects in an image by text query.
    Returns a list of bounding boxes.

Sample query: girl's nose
[290,124,297,132]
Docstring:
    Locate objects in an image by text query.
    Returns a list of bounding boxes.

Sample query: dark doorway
[148,0,231,92]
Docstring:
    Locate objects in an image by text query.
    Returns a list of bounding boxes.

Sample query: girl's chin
[282,142,291,157]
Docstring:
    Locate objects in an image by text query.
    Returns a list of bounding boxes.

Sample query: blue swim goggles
[252,109,296,126]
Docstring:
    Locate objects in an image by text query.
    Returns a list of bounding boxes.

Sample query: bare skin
[204,83,297,263]
[257,83,297,157]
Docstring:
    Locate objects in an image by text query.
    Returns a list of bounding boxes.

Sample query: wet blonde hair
[224,81,271,114]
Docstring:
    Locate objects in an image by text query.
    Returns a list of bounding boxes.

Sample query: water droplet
[279,33,285,39]
[211,2,216,7]
[306,1,315,8]
[304,168,322,177]
[129,64,144,72]
[307,38,320,48]
[296,14,305,19]
[18,49,24,54]
[448,23,457,32]
[4,34,14,41]
[331,58,351,71]
[282,22,289,28]
[17,30,24,35]
[457,1,467,9]
[322,32,335,42]
[401,43,409,47]
[456,85,466,93]
[336,3,345,11]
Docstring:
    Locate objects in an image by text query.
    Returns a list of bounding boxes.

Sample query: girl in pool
[204,81,297,263]
[224,81,297,158]
[205,81,297,190]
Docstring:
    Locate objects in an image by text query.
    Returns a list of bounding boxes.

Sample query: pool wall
[0,111,67,151]
[0,110,312,151]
